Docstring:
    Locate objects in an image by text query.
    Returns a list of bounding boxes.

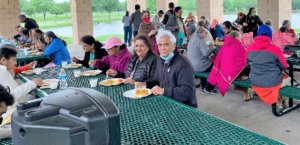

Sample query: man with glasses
[139,30,197,108]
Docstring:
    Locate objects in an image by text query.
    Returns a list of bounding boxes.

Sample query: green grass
[26,12,123,29]
[296,28,300,34]
[61,34,124,45]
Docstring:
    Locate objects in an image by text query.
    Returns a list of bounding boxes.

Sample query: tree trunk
[43,12,46,20]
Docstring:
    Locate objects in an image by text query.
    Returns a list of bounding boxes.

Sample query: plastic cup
[35,69,43,74]
[89,78,98,87]
[50,83,58,89]
[73,70,81,77]
[62,61,68,68]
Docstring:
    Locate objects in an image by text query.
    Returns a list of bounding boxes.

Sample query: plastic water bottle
[58,68,68,89]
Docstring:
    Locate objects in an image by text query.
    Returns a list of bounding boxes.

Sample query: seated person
[123,35,157,84]
[187,27,217,94]
[207,31,252,100]
[30,28,44,50]
[279,20,295,37]
[209,19,224,41]
[12,25,21,40]
[0,84,14,139]
[13,61,37,76]
[72,35,108,68]
[0,45,43,101]
[140,30,197,108]
[19,29,32,48]
[91,37,132,78]
[248,25,288,105]
[222,21,239,35]
[43,31,71,66]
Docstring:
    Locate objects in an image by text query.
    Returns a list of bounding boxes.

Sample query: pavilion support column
[196,0,223,23]
[0,0,20,38]
[126,0,146,14]
[258,0,292,31]
[156,0,178,13]
[71,0,93,45]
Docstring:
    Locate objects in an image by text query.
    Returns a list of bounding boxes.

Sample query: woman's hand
[148,30,157,36]
[71,57,78,63]
[106,69,118,77]
[32,78,44,87]
[89,60,96,67]
[123,77,135,84]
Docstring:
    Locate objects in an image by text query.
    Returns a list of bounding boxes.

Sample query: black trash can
[12,88,120,145]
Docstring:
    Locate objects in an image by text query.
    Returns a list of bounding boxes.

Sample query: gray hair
[156,30,177,44]
[228,30,241,38]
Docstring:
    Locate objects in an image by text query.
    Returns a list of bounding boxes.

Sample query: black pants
[200,64,215,91]
[133,31,138,38]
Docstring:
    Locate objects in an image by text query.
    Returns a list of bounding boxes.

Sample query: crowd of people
[0,2,300,139]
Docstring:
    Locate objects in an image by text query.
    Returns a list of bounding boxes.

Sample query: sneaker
[203,89,217,95]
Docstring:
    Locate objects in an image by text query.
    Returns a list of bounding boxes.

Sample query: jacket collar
[160,51,179,66]
[0,65,7,71]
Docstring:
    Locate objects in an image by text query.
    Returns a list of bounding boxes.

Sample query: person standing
[18,14,39,30]
[130,5,142,38]
[122,11,132,46]
[162,2,175,25]
[241,7,263,37]
[166,6,186,46]
[152,10,164,29]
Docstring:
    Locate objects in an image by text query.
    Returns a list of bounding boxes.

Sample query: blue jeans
[124,26,132,44]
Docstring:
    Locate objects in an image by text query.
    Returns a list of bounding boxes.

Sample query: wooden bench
[195,72,300,116]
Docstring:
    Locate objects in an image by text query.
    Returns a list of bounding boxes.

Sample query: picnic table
[0,67,284,145]
[16,49,47,66]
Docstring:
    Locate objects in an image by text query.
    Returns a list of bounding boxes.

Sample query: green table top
[0,67,284,145]
[16,50,47,63]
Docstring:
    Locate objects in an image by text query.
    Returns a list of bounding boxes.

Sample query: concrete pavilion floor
[68,44,300,145]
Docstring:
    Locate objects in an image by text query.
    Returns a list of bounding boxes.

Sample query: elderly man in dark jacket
[143,30,197,108]
[18,14,39,30]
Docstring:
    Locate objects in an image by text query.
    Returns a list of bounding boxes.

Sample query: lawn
[296,28,300,34]
[26,12,124,29]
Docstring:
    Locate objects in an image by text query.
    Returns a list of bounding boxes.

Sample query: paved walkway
[68,44,299,145]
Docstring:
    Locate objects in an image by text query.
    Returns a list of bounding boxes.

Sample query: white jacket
[0,65,37,99]
[0,65,37,139]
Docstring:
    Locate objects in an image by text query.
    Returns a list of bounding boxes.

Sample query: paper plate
[81,70,102,76]
[123,89,151,99]
[99,78,124,86]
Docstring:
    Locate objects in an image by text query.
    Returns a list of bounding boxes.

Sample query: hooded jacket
[247,36,288,87]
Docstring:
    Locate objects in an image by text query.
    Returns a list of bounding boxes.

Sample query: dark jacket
[162,9,174,25]
[131,10,142,31]
[247,36,288,87]
[241,15,263,36]
[209,24,225,40]
[77,47,108,68]
[146,52,197,108]
[125,52,157,82]
[24,18,39,30]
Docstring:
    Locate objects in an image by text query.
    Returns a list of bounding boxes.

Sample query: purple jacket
[94,49,132,77]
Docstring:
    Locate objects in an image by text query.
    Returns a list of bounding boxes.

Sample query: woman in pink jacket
[91,37,132,78]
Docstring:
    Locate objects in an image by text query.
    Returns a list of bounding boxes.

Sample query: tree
[58,2,70,17]
[100,0,119,20]
[30,0,52,20]
[50,5,64,17]
[23,3,36,16]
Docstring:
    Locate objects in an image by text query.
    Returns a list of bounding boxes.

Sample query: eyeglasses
[158,42,173,48]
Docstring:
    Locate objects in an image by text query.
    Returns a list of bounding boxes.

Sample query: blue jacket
[210,24,224,40]
[44,38,71,66]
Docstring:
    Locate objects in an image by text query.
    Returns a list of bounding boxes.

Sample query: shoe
[195,84,201,88]
[203,89,217,95]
